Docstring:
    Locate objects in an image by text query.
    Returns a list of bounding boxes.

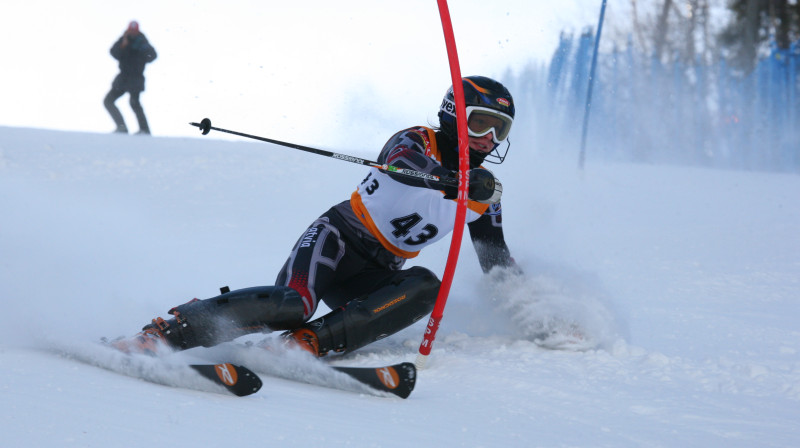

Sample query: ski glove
[442,168,503,204]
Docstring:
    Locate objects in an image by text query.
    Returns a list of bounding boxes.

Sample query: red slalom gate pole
[416,0,470,369]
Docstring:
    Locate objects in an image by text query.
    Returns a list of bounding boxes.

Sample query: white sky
[1,0,602,149]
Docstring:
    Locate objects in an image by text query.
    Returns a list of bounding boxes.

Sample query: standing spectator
[104,21,157,135]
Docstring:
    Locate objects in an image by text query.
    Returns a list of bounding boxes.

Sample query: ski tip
[334,362,417,399]
[378,362,416,399]
[191,363,263,397]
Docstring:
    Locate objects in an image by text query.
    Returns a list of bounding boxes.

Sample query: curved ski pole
[189,118,456,189]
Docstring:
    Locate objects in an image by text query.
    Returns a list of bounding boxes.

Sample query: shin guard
[307,267,440,355]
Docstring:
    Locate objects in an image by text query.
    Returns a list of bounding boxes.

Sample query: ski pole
[190,118,456,188]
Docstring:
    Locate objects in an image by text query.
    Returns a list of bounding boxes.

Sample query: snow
[1,125,799,447]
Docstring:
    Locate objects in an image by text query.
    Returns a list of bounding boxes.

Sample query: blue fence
[511,30,800,172]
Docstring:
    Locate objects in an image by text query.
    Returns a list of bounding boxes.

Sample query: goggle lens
[466,107,512,143]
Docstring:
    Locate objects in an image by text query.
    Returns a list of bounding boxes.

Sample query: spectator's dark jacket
[110,33,157,92]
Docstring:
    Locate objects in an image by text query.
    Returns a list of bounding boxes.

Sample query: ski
[331,362,416,399]
[225,343,418,398]
[92,334,415,398]
[190,363,263,397]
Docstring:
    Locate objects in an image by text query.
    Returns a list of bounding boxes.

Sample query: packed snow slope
[1,126,798,447]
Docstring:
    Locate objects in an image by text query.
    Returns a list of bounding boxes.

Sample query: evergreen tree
[720,0,800,72]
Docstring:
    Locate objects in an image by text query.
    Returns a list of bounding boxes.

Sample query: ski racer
[113,76,521,357]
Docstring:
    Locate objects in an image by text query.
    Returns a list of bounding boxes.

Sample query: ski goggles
[465,106,513,144]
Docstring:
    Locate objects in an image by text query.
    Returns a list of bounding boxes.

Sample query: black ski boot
[112,286,306,354]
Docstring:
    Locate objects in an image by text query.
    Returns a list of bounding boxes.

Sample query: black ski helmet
[438,76,515,164]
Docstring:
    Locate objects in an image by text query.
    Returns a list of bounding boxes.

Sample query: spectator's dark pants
[104,88,150,134]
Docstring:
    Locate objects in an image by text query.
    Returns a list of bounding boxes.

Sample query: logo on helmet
[440,98,457,117]
[497,98,511,107]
